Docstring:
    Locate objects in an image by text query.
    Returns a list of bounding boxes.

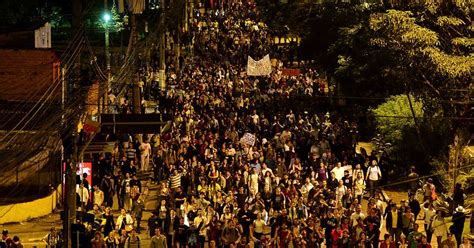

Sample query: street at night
[0,0,472,247]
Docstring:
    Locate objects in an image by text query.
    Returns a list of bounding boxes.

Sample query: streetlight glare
[103,13,111,22]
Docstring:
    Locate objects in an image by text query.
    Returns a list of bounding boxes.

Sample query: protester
[150,228,167,248]
[451,206,467,247]
[43,227,62,248]
[1,230,12,248]
[440,233,456,248]
[91,231,106,248]
[459,236,472,248]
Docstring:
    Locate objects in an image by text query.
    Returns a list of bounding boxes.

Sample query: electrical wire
[0,28,86,129]
[0,36,85,146]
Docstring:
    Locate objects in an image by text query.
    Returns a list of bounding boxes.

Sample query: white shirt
[194,216,208,236]
[335,185,347,201]
[423,207,436,225]
[93,189,104,206]
[350,212,365,227]
[77,187,89,203]
[354,178,366,195]
[301,183,314,193]
[116,214,133,230]
[249,174,259,192]
[331,166,345,181]
[367,166,381,181]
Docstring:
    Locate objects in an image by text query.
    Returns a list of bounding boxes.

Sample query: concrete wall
[0,185,61,224]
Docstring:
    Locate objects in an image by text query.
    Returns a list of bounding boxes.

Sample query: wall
[0,185,61,224]
[0,49,60,102]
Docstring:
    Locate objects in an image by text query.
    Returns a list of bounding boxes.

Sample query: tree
[371,94,423,145]
[367,4,472,190]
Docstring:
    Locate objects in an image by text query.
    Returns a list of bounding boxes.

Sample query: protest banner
[241,133,256,146]
[247,55,272,76]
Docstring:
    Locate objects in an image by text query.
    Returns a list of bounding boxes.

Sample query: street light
[102,12,111,87]
[103,13,111,23]
[102,11,111,114]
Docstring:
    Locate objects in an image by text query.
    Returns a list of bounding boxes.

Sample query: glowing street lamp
[103,13,111,23]
[102,12,111,89]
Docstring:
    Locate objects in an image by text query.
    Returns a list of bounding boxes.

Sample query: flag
[281,68,301,76]
[247,55,272,76]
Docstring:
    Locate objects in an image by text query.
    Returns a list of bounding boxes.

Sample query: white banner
[34,22,51,48]
[241,133,256,147]
[247,55,272,76]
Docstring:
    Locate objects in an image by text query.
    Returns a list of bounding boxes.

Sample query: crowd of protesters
[65,0,474,248]
[191,1,271,65]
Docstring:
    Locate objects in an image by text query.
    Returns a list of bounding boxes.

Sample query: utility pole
[130,13,140,114]
[105,27,111,86]
[159,0,166,90]
[64,136,78,248]
[132,79,142,114]
[175,25,180,70]
[64,0,81,246]
[184,0,188,32]
[104,0,111,114]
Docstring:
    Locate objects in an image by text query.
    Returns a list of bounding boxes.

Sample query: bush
[371,94,423,145]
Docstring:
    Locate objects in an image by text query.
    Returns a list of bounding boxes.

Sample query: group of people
[72,0,474,248]
[69,145,152,247]
[0,230,23,248]
[191,1,271,65]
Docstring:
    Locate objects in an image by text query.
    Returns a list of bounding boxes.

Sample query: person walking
[431,210,448,248]
[365,160,381,197]
[101,174,115,208]
[440,233,456,248]
[140,140,152,172]
[42,227,61,248]
[131,198,145,233]
[150,228,167,248]
[121,173,132,211]
[459,236,472,248]
[422,203,435,243]
[77,182,89,210]
[116,208,134,233]
[450,206,466,247]
[10,236,23,248]
[124,229,140,248]
[104,231,120,248]
[93,185,105,207]
[91,231,106,248]
[407,223,423,248]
